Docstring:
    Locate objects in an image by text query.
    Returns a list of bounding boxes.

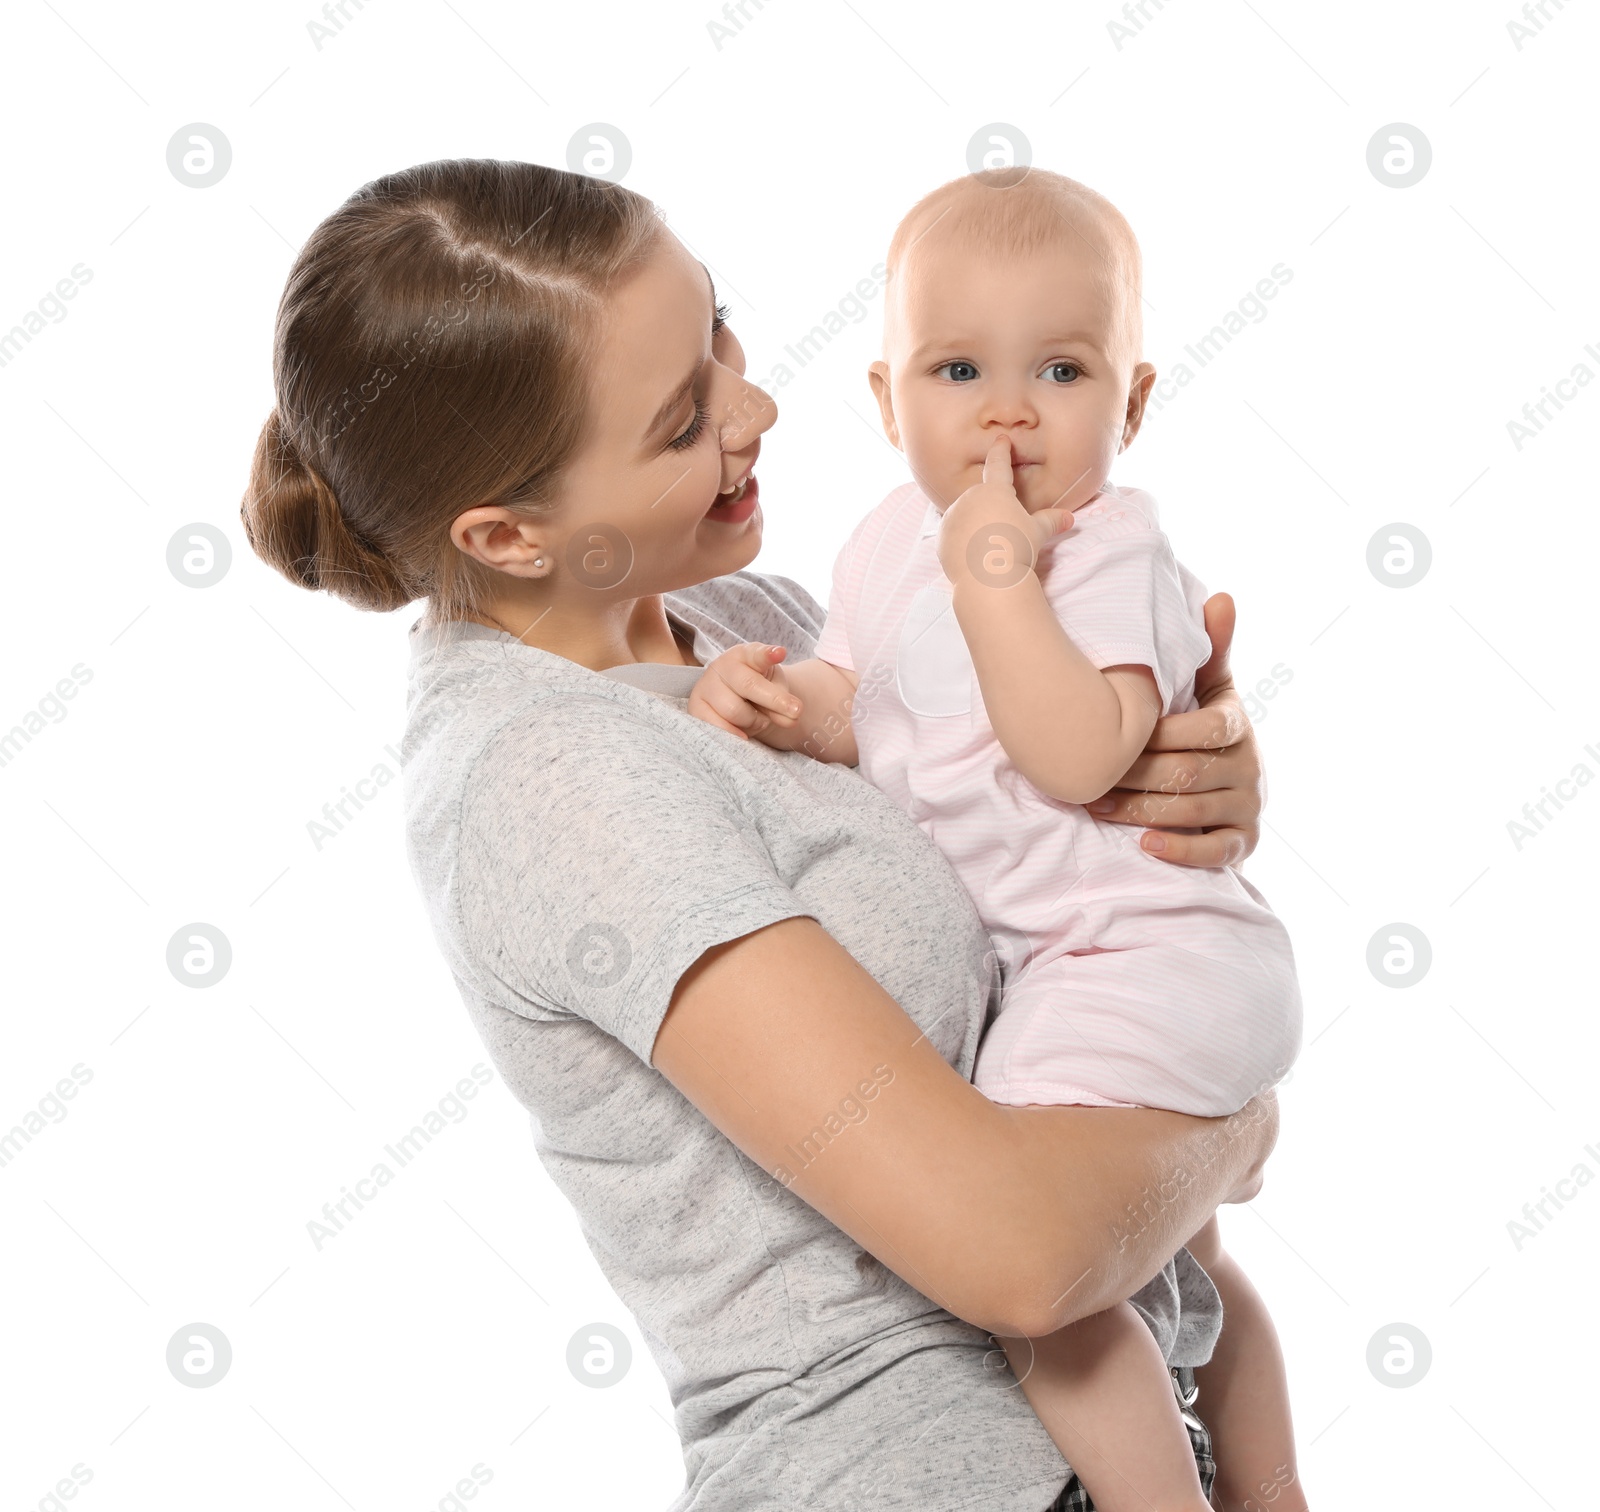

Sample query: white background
[2,1,1596,1507]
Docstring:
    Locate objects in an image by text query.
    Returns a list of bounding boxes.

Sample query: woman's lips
[706,471,759,523]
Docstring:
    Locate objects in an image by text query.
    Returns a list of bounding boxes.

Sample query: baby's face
[871,237,1148,515]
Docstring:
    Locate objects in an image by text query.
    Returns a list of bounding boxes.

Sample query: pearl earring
[534,557,545,567]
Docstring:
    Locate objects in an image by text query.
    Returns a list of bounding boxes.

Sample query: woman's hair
[241,159,663,616]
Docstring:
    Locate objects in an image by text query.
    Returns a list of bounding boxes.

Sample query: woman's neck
[462,591,698,671]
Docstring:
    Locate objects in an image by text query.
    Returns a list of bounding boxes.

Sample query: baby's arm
[952,584,1159,806]
[687,643,862,764]
[938,438,1161,805]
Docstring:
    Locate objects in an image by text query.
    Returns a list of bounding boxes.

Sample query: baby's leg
[999,1302,1210,1512]
[1186,1215,1310,1512]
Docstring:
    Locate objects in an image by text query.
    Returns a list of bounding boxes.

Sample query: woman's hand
[1087,592,1264,869]
[687,642,803,741]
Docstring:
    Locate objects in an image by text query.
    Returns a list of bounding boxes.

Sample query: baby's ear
[867,361,901,448]
[1120,361,1158,451]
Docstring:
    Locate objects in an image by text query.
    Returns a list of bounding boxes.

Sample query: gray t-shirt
[401,569,1222,1512]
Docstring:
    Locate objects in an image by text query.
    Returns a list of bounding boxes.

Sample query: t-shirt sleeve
[810,522,864,672]
[453,694,818,1065]
[1040,524,1214,712]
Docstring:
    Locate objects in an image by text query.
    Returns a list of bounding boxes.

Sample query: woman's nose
[717,381,778,451]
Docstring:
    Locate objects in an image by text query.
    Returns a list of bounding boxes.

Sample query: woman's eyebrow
[642,265,719,447]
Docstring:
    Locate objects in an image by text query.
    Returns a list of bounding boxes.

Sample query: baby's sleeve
[453,695,817,1067]
[1039,523,1214,713]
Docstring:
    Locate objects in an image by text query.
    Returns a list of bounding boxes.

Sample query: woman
[242,159,1279,1512]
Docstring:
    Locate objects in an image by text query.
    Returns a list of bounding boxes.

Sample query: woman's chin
[700,502,763,562]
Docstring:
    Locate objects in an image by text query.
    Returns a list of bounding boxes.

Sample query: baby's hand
[936,434,1073,587]
[687,643,804,742]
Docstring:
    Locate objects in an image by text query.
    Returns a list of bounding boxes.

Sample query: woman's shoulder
[398,627,726,880]
[665,568,826,660]
[402,622,647,762]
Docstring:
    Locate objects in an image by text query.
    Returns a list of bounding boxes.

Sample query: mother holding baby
[242,159,1281,1511]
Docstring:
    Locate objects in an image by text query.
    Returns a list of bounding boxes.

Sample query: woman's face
[512,230,777,604]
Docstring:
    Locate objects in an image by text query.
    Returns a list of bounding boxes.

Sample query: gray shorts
[1045,1367,1216,1511]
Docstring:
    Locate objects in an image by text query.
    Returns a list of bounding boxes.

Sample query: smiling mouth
[718,473,752,503]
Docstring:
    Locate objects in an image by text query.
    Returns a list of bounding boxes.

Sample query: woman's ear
[451,506,550,577]
[867,361,901,449]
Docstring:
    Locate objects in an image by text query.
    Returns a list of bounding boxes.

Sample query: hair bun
[240,410,416,612]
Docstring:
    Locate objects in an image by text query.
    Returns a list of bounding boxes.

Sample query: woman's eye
[935,361,979,383]
[713,301,731,336]
[669,399,711,452]
[1043,362,1082,383]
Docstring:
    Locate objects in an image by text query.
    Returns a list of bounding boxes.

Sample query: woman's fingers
[1086,785,1255,866]
[1141,698,1247,755]
[1091,733,1260,866]
[1139,825,1251,869]
[1193,591,1237,703]
[1091,779,1231,827]
[1113,734,1244,797]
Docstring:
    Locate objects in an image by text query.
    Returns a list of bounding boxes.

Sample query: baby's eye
[1042,362,1082,384]
[934,360,980,383]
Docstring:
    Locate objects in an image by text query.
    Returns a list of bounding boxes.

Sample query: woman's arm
[1091,591,1266,869]
[653,915,1277,1340]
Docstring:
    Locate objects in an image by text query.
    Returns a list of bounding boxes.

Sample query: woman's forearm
[988,1096,1278,1336]
[655,916,1277,1342]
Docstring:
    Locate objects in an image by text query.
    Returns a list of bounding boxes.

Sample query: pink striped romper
[811,480,1302,1117]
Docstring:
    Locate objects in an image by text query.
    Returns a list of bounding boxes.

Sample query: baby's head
[869,168,1155,515]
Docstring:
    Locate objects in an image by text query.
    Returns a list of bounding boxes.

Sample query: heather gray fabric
[401,569,1222,1512]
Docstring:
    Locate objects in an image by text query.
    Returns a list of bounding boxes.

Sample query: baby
[688,168,1306,1512]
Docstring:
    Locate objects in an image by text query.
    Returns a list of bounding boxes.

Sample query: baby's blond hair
[885,168,1144,372]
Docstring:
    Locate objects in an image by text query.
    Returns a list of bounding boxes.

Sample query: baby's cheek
[902,413,967,496]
